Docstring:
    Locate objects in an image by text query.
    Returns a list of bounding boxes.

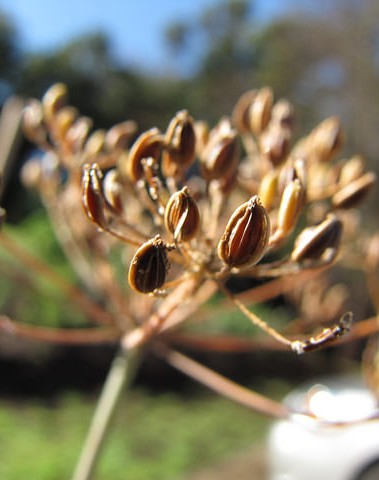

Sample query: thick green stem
[71,346,139,480]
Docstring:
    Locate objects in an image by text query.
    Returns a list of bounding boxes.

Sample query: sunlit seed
[291,214,342,262]
[42,83,68,123]
[249,87,273,136]
[164,186,200,242]
[82,164,107,228]
[218,196,270,267]
[127,128,163,182]
[128,236,170,293]
[231,89,257,133]
[332,172,376,210]
[277,178,305,235]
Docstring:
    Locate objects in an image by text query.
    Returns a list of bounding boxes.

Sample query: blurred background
[0,0,378,478]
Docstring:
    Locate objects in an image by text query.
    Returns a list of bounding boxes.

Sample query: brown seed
[276,178,305,236]
[249,87,273,136]
[231,89,257,133]
[22,100,47,145]
[258,170,278,210]
[259,124,290,167]
[128,236,170,293]
[309,116,344,163]
[105,120,138,151]
[127,128,163,182]
[102,168,123,214]
[271,98,295,130]
[332,172,376,210]
[65,116,93,154]
[164,186,200,242]
[291,214,342,262]
[82,164,107,228]
[162,110,196,176]
[218,196,270,267]
[201,119,239,181]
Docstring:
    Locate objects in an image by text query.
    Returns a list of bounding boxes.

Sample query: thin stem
[0,231,115,326]
[71,346,140,480]
[154,342,289,419]
[0,315,119,345]
[217,280,293,348]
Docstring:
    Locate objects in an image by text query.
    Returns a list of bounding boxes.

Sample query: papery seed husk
[291,214,342,262]
[218,196,270,267]
[332,172,376,210]
[128,236,170,293]
[164,186,200,242]
[105,121,138,151]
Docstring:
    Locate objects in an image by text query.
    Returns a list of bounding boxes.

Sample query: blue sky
[0,0,292,75]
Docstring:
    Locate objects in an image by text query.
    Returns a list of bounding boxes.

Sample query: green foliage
[0,390,273,480]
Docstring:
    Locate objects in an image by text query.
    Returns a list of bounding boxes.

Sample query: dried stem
[154,342,289,419]
[71,346,140,480]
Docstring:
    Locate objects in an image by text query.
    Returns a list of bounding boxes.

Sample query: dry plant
[1,83,379,479]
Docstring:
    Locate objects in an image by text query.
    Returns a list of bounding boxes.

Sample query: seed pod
[276,178,305,236]
[164,186,200,242]
[103,168,123,214]
[218,196,270,267]
[338,155,365,187]
[22,100,47,145]
[52,106,78,142]
[42,83,68,123]
[65,116,93,154]
[259,124,291,167]
[332,172,376,210]
[128,236,170,293]
[82,164,107,228]
[249,87,273,136]
[194,121,209,157]
[291,214,342,262]
[162,110,196,177]
[105,120,137,151]
[308,116,344,163]
[127,128,163,182]
[271,98,295,130]
[84,130,106,158]
[231,89,257,133]
[20,157,43,189]
[258,170,278,210]
[201,119,239,181]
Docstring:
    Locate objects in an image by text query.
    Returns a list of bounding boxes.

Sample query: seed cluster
[20,83,375,352]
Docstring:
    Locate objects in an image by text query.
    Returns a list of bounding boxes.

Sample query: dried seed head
[201,119,239,181]
[105,121,137,151]
[308,116,344,162]
[128,235,170,293]
[127,128,163,182]
[82,163,107,228]
[291,214,342,262]
[162,110,196,177]
[164,186,200,242]
[249,87,273,136]
[42,83,68,123]
[259,124,291,167]
[231,89,257,133]
[276,178,305,236]
[332,172,376,210]
[218,196,270,267]
[258,170,278,210]
[22,100,47,145]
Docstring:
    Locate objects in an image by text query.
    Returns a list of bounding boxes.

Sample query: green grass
[0,388,274,480]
